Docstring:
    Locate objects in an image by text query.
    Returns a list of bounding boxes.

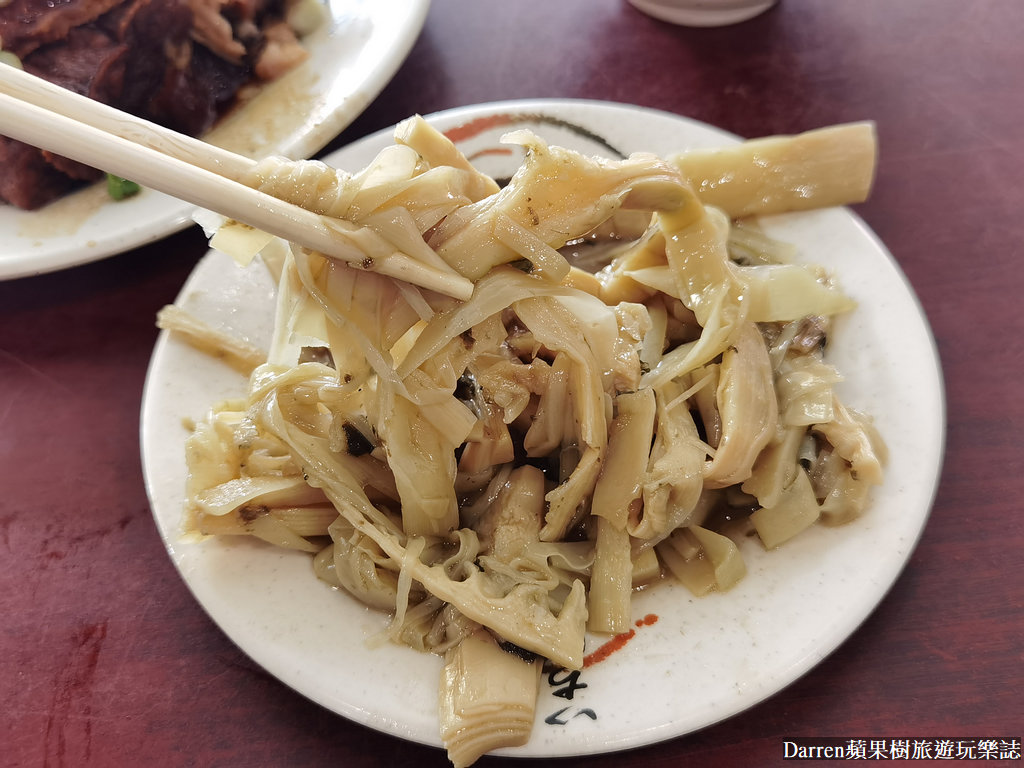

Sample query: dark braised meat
[0,0,127,58]
[0,0,293,209]
[0,138,77,210]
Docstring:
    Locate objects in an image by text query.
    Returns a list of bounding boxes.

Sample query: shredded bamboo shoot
[169,116,886,767]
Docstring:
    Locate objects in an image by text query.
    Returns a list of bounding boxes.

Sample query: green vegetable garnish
[106,174,141,201]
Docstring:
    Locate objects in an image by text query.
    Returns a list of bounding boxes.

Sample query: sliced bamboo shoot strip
[672,122,878,218]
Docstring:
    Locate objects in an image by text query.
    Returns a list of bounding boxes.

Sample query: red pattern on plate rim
[443,111,627,162]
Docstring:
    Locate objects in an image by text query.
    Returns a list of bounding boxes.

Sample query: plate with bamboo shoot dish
[141,99,944,767]
[0,0,429,279]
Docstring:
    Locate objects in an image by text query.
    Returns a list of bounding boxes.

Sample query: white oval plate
[0,0,429,280]
[141,100,945,757]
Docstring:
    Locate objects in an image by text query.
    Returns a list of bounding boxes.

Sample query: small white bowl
[628,0,777,26]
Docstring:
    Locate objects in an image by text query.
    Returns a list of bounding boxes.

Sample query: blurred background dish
[627,0,777,26]
[0,0,429,280]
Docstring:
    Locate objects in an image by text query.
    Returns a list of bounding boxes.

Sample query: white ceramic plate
[141,100,945,758]
[0,0,429,280]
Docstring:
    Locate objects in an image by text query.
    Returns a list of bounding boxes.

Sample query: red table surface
[1,2,1021,766]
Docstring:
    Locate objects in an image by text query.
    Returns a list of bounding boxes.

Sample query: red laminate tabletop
[1,1,1021,766]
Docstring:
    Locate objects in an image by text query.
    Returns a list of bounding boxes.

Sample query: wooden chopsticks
[0,65,473,300]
